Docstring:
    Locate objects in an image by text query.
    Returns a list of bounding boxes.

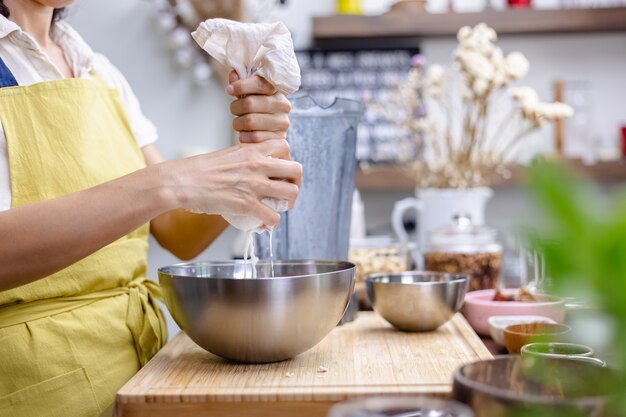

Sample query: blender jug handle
[391,198,422,243]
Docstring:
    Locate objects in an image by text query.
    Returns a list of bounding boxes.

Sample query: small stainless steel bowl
[158,260,355,363]
[365,271,469,332]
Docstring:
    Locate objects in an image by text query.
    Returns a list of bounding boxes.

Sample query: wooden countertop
[116,312,492,417]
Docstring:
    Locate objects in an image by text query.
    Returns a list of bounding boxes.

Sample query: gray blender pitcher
[257,95,361,263]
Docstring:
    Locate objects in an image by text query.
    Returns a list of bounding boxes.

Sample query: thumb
[229,70,240,84]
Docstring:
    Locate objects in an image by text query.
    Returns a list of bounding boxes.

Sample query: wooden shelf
[313,7,626,41]
[356,160,626,191]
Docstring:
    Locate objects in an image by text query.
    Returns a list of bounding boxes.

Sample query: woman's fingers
[252,202,281,230]
[227,75,277,97]
[256,139,291,160]
[238,131,286,144]
[228,80,291,146]
[233,113,290,133]
[230,94,291,116]
[228,70,240,84]
[231,94,291,142]
[264,158,302,188]
[259,180,300,209]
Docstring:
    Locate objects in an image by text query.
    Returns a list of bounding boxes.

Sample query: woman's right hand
[161,139,302,229]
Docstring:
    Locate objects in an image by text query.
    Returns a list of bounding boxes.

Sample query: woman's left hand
[227,71,292,144]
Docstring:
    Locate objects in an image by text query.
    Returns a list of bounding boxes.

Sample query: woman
[0,1,301,416]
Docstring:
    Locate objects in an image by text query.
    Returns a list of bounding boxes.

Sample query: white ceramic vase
[391,187,493,253]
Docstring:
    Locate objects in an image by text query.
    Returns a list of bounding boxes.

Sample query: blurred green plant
[524,162,626,416]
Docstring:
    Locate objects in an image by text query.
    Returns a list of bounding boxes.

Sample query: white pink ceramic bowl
[462,288,565,336]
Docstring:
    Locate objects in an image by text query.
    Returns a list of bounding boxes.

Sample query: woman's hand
[161,139,301,230]
[151,73,298,257]
[227,71,292,144]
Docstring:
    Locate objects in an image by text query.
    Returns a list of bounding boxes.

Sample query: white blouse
[0,16,158,211]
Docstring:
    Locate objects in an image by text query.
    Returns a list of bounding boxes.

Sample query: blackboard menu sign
[295,47,420,164]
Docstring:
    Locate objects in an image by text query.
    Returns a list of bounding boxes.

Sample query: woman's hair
[0,2,66,22]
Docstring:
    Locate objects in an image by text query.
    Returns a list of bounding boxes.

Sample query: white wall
[422,34,626,158]
[68,0,626,337]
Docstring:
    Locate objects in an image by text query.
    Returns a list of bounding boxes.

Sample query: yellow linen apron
[0,74,166,417]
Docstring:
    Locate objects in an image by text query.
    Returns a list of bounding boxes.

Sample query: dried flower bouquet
[371,23,573,188]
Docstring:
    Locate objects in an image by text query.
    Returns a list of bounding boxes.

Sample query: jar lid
[428,214,499,251]
[350,235,416,251]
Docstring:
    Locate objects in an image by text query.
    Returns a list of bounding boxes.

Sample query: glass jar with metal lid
[424,214,502,291]
[349,236,415,309]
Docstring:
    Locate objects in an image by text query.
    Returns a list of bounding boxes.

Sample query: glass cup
[521,343,607,367]
[519,245,546,293]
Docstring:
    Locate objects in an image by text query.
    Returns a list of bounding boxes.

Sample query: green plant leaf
[524,161,626,417]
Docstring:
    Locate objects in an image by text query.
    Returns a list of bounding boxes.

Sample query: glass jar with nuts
[349,237,414,309]
[424,215,502,292]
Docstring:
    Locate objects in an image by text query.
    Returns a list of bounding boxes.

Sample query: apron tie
[125,278,166,366]
[0,278,165,366]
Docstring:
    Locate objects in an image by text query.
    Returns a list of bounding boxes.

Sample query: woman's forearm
[0,164,175,291]
[1,139,300,291]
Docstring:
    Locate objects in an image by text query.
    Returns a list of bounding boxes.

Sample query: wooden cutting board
[115,312,491,417]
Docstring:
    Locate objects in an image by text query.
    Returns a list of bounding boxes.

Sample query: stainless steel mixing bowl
[158,260,355,363]
[365,272,469,332]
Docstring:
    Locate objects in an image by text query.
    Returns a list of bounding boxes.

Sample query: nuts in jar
[424,215,502,291]
[424,251,501,291]
[349,246,409,283]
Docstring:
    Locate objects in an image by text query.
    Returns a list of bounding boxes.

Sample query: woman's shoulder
[88,52,159,147]
[91,53,131,90]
